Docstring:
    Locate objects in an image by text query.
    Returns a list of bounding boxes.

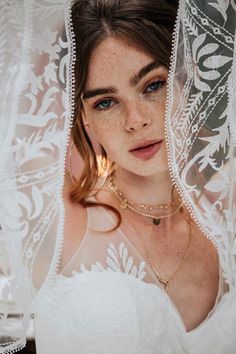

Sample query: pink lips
[129,140,163,160]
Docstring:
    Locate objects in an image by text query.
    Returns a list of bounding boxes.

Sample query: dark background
[20,341,36,353]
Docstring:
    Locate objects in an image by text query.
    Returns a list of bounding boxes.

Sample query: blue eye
[95,98,114,111]
[145,80,164,93]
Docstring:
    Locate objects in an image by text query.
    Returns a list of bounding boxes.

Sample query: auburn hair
[70,0,178,228]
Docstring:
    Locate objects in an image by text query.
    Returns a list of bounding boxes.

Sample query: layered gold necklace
[108,175,192,291]
[108,175,183,225]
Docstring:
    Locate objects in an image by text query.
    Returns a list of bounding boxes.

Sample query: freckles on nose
[126,101,149,119]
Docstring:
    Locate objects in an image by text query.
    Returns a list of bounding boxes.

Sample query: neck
[113,168,174,206]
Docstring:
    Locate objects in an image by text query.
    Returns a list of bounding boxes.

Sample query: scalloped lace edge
[0,340,25,354]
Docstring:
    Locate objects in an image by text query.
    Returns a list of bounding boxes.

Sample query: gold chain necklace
[122,213,192,291]
[109,176,176,210]
[108,176,183,225]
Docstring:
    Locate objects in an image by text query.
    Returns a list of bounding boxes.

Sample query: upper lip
[129,139,163,151]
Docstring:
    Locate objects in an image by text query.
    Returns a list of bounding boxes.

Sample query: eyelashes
[144,80,165,94]
[93,79,165,111]
[94,98,116,111]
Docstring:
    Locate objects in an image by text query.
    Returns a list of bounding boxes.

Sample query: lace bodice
[33,206,236,354]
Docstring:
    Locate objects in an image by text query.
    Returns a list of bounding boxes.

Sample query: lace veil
[0,0,235,352]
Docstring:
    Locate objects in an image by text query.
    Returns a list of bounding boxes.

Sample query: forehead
[85,36,154,88]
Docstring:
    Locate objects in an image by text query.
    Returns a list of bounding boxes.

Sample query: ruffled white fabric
[31,202,236,354]
[34,269,236,354]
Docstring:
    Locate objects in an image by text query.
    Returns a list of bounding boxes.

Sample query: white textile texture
[0,0,235,353]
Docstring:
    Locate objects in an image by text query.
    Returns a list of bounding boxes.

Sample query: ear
[81,107,89,128]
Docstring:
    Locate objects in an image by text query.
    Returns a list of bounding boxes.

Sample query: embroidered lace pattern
[0,0,235,353]
[33,206,235,354]
[165,0,236,286]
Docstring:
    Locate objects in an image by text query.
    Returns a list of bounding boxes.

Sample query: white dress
[33,206,236,354]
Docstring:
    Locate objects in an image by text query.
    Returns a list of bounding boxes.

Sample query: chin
[111,152,169,178]
[119,163,169,178]
[132,157,169,176]
[137,167,169,178]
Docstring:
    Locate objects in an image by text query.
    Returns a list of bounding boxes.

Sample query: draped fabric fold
[0,0,235,352]
[0,1,73,351]
[166,0,236,287]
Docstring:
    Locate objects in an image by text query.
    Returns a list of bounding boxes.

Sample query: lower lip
[130,141,163,160]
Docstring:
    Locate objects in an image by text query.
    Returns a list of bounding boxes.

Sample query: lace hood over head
[0,0,236,353]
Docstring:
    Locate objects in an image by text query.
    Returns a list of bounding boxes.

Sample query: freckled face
[81,36,169,177]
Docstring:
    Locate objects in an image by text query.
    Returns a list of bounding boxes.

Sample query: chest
[120,215,222,332]
[61,202,225,333]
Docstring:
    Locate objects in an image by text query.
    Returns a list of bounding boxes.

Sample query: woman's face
[81,36,169,177]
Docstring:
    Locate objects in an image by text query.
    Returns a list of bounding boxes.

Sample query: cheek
[142,87,167,114]
[149,88,167,110]
[88,121,121,152]
[90,124,123,160]
[87,112,123,143]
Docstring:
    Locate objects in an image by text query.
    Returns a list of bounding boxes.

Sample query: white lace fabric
[33,206,235,354]
[0,0,236,353]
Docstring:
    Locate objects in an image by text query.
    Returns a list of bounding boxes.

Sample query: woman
[1,0,236,353]
[64,0,219,330]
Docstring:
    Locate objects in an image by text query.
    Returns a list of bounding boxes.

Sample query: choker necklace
[108,176,183,225]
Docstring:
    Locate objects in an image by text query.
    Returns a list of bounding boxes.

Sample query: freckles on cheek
[149,97,167,123]
[150,90,167,107]
[89,122,116,148]
[91,116,122,136]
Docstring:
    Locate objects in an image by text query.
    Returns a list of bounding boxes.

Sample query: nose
[124,102,151,132]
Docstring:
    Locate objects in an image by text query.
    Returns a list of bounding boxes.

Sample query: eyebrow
[82,60,161,100]
[130,60,161,86]
[83,87,117,100]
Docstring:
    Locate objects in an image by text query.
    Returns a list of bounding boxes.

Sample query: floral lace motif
[79,242,147,281]
[0,0,236,353]
[166,0,236,287]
